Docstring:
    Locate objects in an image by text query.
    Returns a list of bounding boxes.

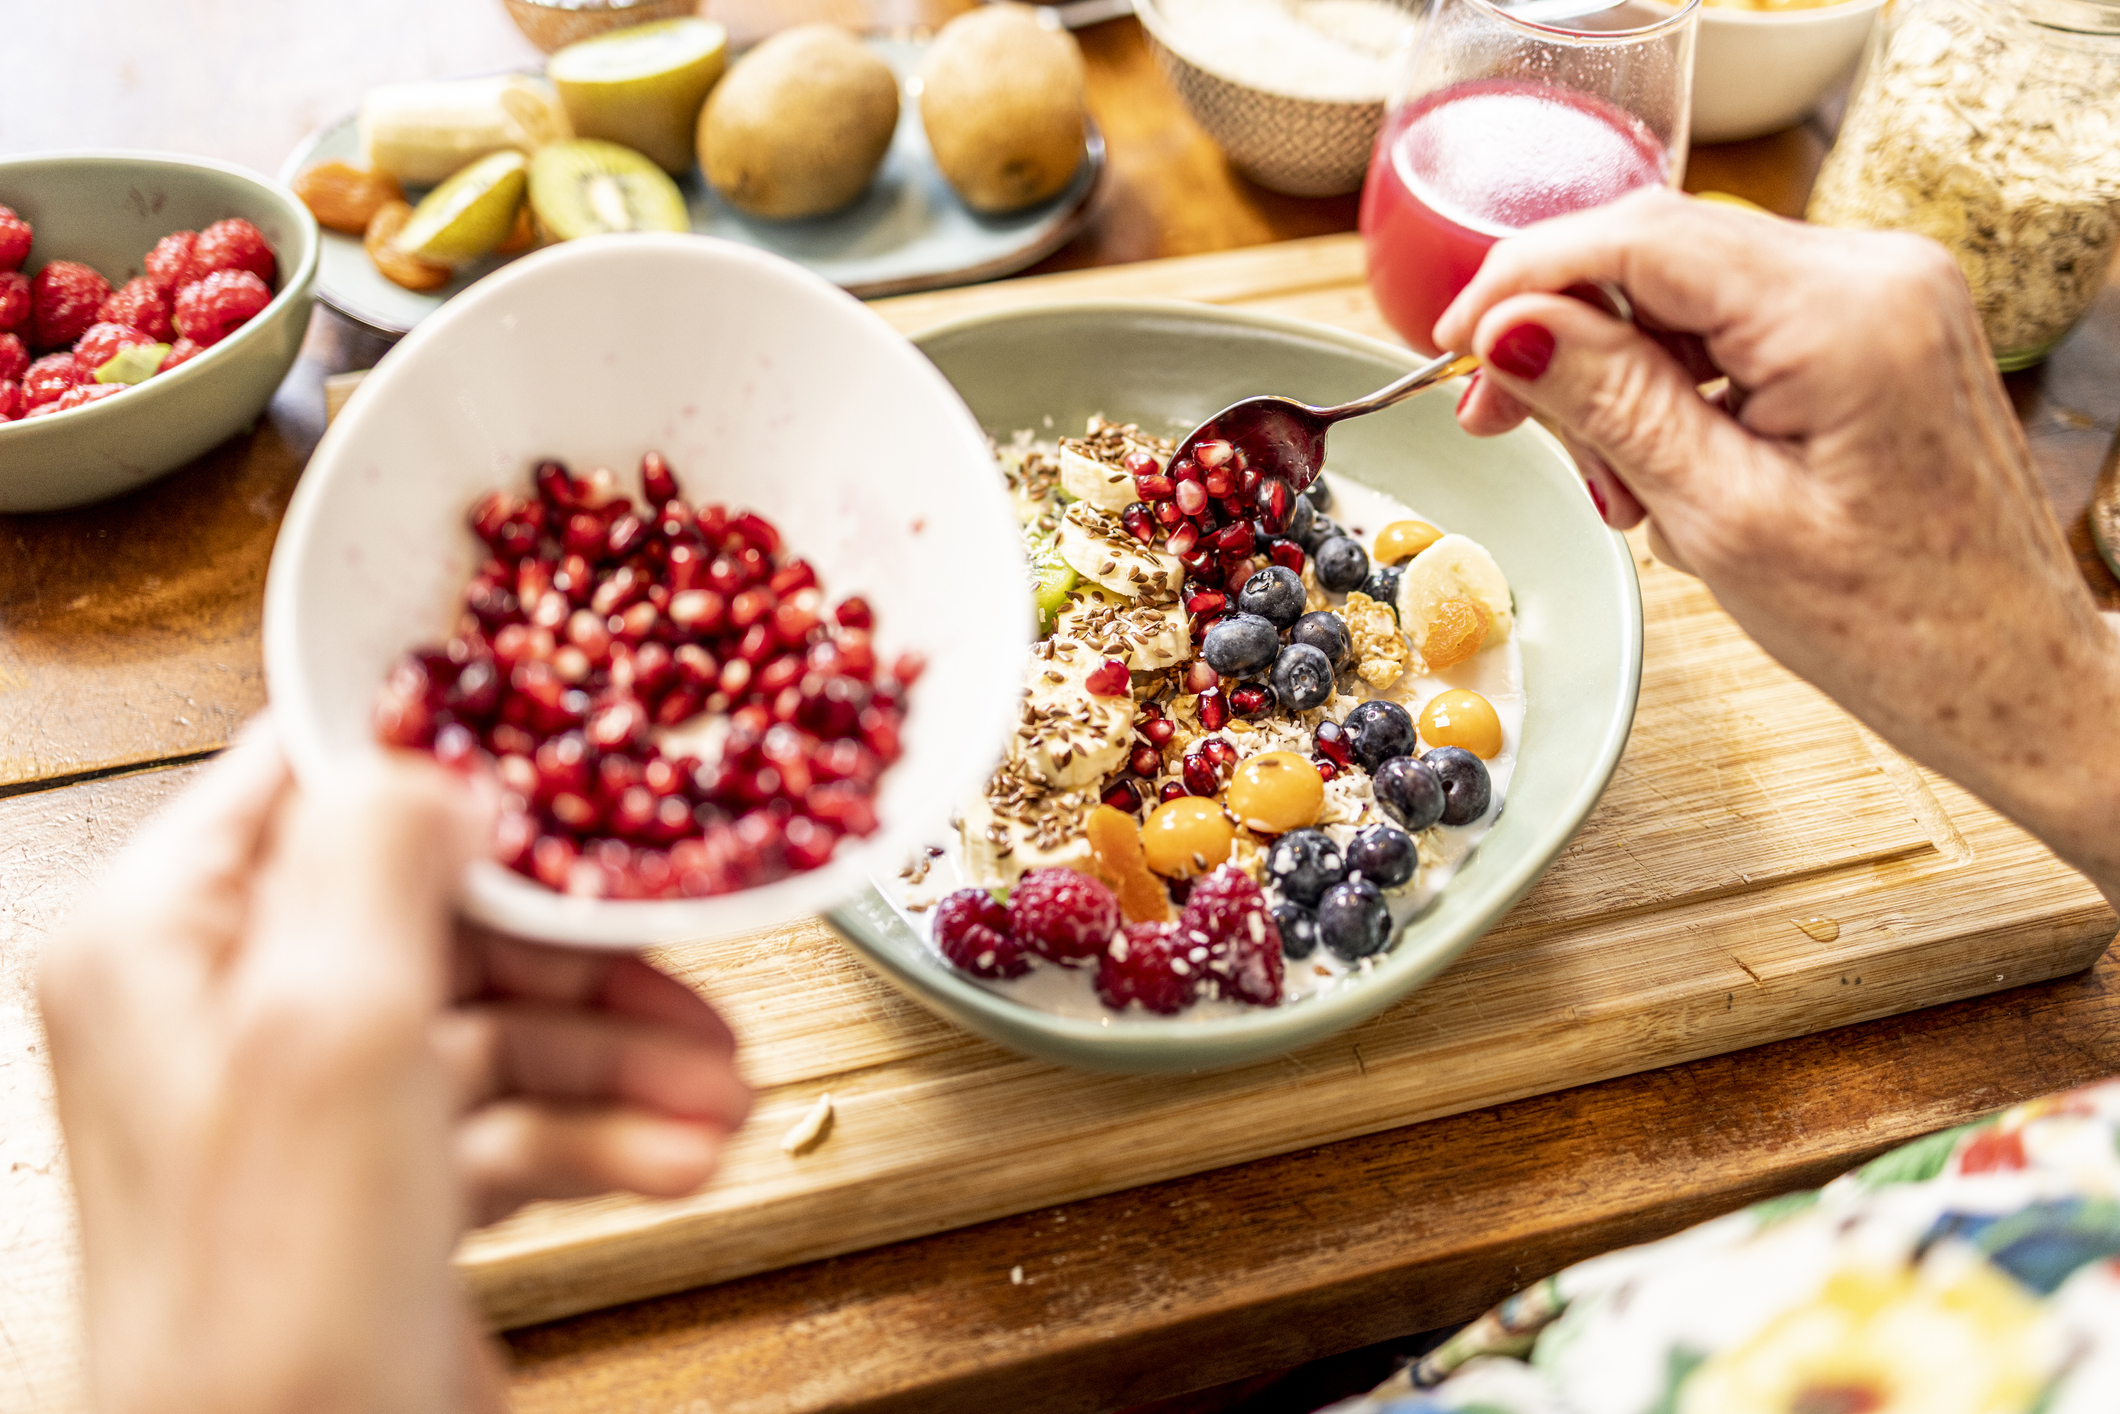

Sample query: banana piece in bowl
[360,75,572,187]
[1396,533,1514,657]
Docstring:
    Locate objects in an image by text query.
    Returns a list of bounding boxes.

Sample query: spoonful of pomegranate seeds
[1169,348,1480,502]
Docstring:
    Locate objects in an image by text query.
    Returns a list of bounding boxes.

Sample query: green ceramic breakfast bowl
[0,151,319,512]
[825,301,1643,1073]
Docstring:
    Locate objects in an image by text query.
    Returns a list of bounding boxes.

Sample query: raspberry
[0,380,20,422]
[145,230,199,293]
[97,277,173,341]
[934,887,1030,979]
[72,322,156,374]
[1179,865,1284,1006]
[1006,866,1121,964]
[21,352,80,407]
[24,382,124,418]
[0,332,24,383]
[30,261,109,351]
[1096,921,1199,1014]
[0,271,26,334]
[159,337,204,373]
[173,269,271,347]
[192,218,275,285]
[0,207,29,272]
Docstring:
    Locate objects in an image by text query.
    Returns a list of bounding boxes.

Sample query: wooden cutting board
[343,235,2115,1330]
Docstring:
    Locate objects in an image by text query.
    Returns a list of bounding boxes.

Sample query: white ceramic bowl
[1654,0,1884,143]
[263,234,1029,947]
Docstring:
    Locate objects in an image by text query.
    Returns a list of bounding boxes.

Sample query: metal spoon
[1171,349,1480,492]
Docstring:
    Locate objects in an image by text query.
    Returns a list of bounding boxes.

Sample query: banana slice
[1055,587,1189,672]
[360,76,572,187]
[1057,501,1181,599]
[1014,635,1133,788]
[957,777,1098,888]
[1058,444,1141,511]
[1397,533,1514,656]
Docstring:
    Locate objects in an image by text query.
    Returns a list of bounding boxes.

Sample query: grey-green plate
[278,41,1104,337]
[826,301,1643,1074]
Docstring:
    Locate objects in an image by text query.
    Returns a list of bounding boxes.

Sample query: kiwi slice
[1025,532,1078,637]
[528,138,690,241]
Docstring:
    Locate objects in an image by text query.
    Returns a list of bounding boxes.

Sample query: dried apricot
[295,161,403,235]
[1419,689,1503,759]
[1086,804,1170,923]
[1421,595,1491,670]
[363,200,450,292]
[495,199,539,255]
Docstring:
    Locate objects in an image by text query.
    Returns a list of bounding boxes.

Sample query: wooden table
[5,5,2118,1412]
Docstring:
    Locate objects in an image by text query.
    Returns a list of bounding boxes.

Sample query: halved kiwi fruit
[527,139,690,241]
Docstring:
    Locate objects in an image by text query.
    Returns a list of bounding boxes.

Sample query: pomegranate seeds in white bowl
[264,234,1028,947]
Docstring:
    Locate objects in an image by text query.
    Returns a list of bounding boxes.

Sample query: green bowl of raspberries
[0,151,319,512]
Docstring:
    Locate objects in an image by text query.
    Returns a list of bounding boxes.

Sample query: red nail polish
[1586,478,1608,518]
[1488,322,1556,381]
[1455,370,1481,416]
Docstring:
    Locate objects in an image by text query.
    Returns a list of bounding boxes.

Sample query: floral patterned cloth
[1324,1078,2120,1414]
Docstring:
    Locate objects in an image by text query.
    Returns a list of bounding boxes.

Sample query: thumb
[1468,292,1756,511]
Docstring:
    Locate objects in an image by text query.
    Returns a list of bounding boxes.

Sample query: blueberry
[1426,746,1493,825]
[1265,827,1345,906]
[1270,642,1334,712]
[1297,511,1344,554]
[1273,900,1319,959]
[1289,610,1351,669]
[1304,477,1333,513]
[1314,535,1370,593]
[1341,699,1416,771]
[1359,562,1404,612]
[1286,494,1316,548]
[1346,823,1417,887]
[1201,612,1280,678]
[1373,754,1445,832]
[1318,878,1391,960]
[1237,565,1306,628]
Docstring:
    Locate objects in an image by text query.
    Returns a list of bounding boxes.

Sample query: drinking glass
[1359,0,1700,354]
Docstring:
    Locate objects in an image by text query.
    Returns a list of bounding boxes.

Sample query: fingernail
[1455,371,1481,416]
[1586,478,1609,518]
[1488,323,1556,381]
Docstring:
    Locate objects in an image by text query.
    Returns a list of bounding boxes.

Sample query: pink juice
[1359,79,1669,355]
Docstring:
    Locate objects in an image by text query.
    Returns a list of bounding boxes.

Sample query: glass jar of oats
[1806,0,2120,370]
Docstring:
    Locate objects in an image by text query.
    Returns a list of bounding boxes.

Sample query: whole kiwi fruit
[698,25,900,220]
[918,6,1086,214]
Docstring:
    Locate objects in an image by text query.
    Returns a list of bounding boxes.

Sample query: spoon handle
[1315,350,1481,424]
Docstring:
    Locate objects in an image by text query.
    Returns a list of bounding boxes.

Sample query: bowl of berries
[0,151,319,511]
[263,232,1027,946]
[824,300,1643,1072]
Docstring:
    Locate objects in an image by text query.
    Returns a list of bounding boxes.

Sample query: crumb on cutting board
[779,1093,835,1156]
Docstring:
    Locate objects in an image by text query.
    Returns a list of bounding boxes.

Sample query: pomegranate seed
[374,689,434,748]
[658,501,695,541]
[1255,476,1292,531]
[668,588,726,634]
[469,491,522,548]
[587,698,649,752]
[1314,756,1339,782]
[1141,716,1176,746]
[1130,742,1161,777]
[666,542,708,591]
[785,816,839,870]
[1197,686,1229,730]
[1230,683,1274,717]
[534,730,593,794]
[1216,521,1255,557]
[531,836,578,890]
[591,565,645,616]
[1241,465,1261,497]
[566,608,612,658]
[517,558,554,604]
[1223,560,1256,595]
[835,629,877,679]
[631,641,677,692]
[1159,780,1189,803]
[496,752,539,797]
[1121,502,1156,544]
[1313,719,1354,766]
[535,460,581,510]
[891,651,925,687]
[655,685,706,726]
[1182,753,1219,796]
[728,587,777,630]
[1175,480,1208,516]
[1166,522,1200,557]
[729,511,782,556]
[1183,660,1219,694]
[1183,586,1227,617]
[674,642,717,685]
[720,658,753,697]
[464,581,520,628]
[531,589,570,630]
[1180,547,1216,575]
[1268,537,1306,573]
[447,660,501,721]
[1201,737,1238,769]
[807,782,878,835]
[759,653,806,696]
[564,511,607,557]
[641,451,679,505]
[1195,440,1233,468]
[612,785,659,842]
[553,645,591,682]
[859,705,901,762]
[1123,450,1161,477]
[578,465,626,509]
[555,553,595,601]
[607,513,648,560]
[1103,779,1143,813]
[1216,495,1250,522]
[695,503,730,543]
[835,596,873,630]
[597,754,646,802]
[770,560,818,595]
[1135,472,1175,502]
[1153,499,1186,527]
[1085,658,1131,697]
[737,622,776,663]
[772,598,821,642]
[707,554,750,595]
[615,601,658,644]
[1204,465,1234,497]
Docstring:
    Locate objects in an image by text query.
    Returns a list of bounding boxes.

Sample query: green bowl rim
[827,297,1644,1050]
[0,148,321,440]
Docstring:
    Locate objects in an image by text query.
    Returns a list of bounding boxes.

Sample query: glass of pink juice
[1359,0,1699,355]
